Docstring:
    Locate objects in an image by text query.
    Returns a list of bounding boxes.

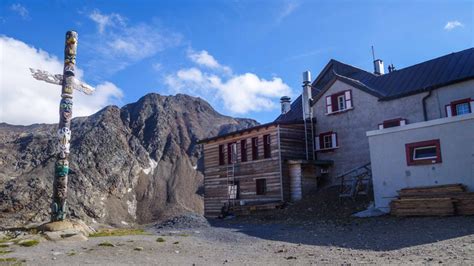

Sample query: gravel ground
[1,215,474,265]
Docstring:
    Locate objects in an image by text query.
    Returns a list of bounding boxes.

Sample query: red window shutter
[326,96,332,113]
[319,134,324,149]
[331,94,338,112]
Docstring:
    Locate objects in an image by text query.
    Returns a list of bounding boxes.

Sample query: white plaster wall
[367,114,474,211]
[426,79,474,120]
[313,80,427,181]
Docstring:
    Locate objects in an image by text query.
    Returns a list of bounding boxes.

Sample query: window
[251,137,259,160]
[256,179,267,195]
[227,142,237,164]
[405,139,442,166]
[218,145,225,165]
[315,132,338,151]
[378,118,407,129]
[228,181,239,199]
[326,90,352,114]
[446,98,473,117]
[263,134,271,158]
[240,139,248,162]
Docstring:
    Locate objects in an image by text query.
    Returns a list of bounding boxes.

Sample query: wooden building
[199,121,331,217]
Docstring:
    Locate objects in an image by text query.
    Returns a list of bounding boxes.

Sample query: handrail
[335,162,371,180]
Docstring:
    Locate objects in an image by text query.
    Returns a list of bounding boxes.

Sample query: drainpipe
[422,90,432,121]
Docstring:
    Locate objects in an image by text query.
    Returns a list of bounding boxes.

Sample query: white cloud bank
[444,20,464,31]
[0,36,123,125]
[165,50,292,114]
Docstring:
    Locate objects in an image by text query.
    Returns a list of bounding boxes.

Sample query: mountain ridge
[0,93,259,228]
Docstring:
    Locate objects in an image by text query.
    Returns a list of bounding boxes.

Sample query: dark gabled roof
[276,47,474,122]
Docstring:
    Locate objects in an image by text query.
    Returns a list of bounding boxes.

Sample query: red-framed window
[218,144,225,165]
[326,90,352,114]
[251,137,259,160]
[405,139,442,166]
[378,118,407,129]
[445,98,473,117]
[315,131,338,151]
[227,142,237,164]
[240,139,248,162]
[263,134,271,158]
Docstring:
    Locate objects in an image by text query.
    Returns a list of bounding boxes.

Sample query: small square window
[455,102,470,115]
[405,139,442,166]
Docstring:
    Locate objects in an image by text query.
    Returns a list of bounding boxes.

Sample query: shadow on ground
[208,215,474,251]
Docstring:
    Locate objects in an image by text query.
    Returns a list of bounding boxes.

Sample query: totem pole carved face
[58,127,71,156]
[55,159,69,177]
[64,32,77,76]
[59,98,73,123]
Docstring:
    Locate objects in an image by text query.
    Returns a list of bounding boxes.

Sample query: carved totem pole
[30,31,94,222]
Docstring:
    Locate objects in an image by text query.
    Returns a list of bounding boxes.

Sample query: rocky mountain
[0,93,258,228]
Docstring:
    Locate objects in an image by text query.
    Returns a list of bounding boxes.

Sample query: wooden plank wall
[203,126,282,217]
[279,124,311,201]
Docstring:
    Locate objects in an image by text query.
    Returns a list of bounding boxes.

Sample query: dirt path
[2,216,474,265]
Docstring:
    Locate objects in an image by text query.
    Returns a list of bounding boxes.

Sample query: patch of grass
[18,239,39,247]
[156,237,165,243]
[0,244,10,248]
[89,229,147,237]
[98,242,115,247]
[133,247,143,251]
[67,251,76,256]
[0,237,13,244]
[178,233,189,237]
[0,249,13,255]
[0,258,17,262]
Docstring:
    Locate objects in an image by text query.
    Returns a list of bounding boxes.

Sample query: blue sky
[1,0,472,125]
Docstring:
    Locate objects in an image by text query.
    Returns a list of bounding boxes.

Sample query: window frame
[446,98,473,117]
[405,139,442,166]
[251,137,259,161]
[263,134,271,159]
[325,90,353,115]
[227,142,237,164]
[316,131,338,151]
[240,139,248,162]
[218,144,225,165]
[378,118,407,129]
[256,178,267,195]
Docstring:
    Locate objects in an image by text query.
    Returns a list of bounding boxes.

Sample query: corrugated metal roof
[276,47,474,122]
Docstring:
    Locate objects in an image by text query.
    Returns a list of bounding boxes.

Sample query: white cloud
[152,62,162,72]
[88,9,126,34]
[165,62,292,114]
[0,36,123,125]
[277,1,299,23]
[187,49,232,74]
[85,9,182,77]
[10,3,29,19]
[444,20,464,31]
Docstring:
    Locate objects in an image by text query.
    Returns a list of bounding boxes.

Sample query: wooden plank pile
[390,184,474,216]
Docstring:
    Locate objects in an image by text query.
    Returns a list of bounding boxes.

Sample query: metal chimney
[374,59,385,75]
[280,96,291,114]
[302,71,312,120]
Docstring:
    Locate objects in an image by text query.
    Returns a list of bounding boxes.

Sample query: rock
[0,93,258,228]
[134,247,144,251]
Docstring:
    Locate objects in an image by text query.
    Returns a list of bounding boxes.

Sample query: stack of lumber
[391,184,474,216]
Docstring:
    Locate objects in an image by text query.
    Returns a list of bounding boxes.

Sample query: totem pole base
[39,219,94,242]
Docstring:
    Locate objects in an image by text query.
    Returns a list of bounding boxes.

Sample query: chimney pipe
[280,96,291,114]
[374,59,385,75]
[302,71,312,120]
